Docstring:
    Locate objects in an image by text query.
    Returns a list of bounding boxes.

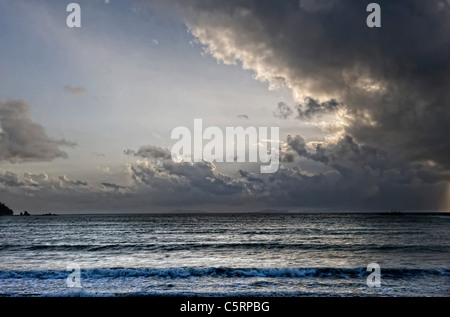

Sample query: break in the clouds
[0,100,75,163]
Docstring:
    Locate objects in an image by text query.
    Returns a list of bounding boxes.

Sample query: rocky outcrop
[0,202,14,216]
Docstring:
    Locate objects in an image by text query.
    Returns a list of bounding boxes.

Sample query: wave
[1,243,448,252]
[3,290,336,298]
[0,267,448,280]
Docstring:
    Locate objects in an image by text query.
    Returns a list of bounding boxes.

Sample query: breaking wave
[0,267,448,280]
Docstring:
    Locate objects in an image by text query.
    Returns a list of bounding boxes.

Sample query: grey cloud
[0,100,75,163]
[101,182,128,192]
[22,173,89,190]
[238,170,264,183]
[0,170,132,212]
[1,144,447,212]
[59,175,88,186]
[273,102,293,119]
[91,152,106,157]
[286,135,308,157]
[237,114,249,119]
[272,133,449,209]
[0,171,22,187]
[125,145,171,160]
[274,98,339,120]
[129,158,248,205]
[286,134,398,175]
[63,85,86,96]
[296,97,340,119]
[124,146,250,206]
[0,171,90,193]
[280,151,295,163]
[123,149,135,156]
[54,138,77,147]
[278,135,304,163]
[237,161,447,211]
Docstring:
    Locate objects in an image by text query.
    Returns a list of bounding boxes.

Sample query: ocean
[0,213,448,297]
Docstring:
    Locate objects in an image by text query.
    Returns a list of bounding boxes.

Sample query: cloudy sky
[0,0,449,213]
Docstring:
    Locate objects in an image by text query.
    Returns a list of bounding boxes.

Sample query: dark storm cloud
[296,98,340,119]
[286,134,393,175]
[155,0,450,210]
[0,100,75,163]
[271,133,449,209]
[170,0,450,164]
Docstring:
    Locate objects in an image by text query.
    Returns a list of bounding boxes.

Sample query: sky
[0,0,449,213]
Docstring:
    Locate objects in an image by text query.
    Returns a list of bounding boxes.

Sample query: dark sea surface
[0,213,448,297]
